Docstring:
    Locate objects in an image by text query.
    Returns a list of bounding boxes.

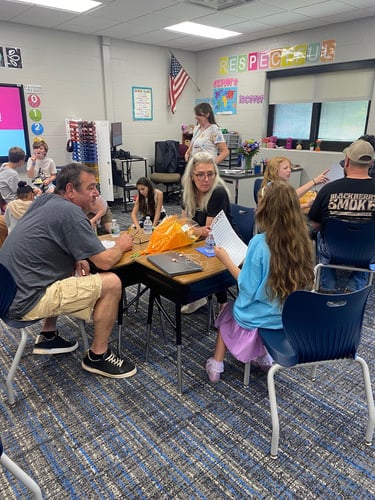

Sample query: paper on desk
[211,210,248,267]
[101,240,116,249]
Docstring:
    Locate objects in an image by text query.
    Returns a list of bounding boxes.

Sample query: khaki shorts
[22,274,102,322]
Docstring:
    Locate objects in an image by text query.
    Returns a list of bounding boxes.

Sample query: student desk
[134,244,236,394]
[102,233,235,393]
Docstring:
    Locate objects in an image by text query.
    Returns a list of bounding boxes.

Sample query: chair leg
[206,295,214,334]
[6,329,29,407]
[355,356,375,445]
[1,452,43,499]
[243,362,250,387]
[313,264,322,291]
[78,320,89,352]
[267,364,281,459]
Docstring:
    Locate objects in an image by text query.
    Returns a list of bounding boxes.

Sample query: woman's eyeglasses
[193,172,216,180]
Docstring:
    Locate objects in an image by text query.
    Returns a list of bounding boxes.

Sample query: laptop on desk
[147,252,203,276]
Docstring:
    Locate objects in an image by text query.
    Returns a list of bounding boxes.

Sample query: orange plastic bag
[143,215,198,255]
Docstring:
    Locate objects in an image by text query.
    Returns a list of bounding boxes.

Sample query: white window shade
[269,68,374,104]
[269,76,314,103]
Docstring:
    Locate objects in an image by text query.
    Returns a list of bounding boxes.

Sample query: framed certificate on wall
[132,86,153,120]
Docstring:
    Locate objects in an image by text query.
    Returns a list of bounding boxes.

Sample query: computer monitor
[111,122,122,149]
[0,83,30,164]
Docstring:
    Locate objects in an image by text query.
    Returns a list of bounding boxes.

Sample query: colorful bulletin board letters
[219,39,336,74]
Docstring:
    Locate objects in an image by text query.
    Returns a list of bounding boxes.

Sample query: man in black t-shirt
[309,139,375,291]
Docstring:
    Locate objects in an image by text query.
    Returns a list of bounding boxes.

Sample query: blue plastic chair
[314,218,375,290]
[253,177,263,205]
[256,287,374,458]
[0,263,89,406]
[230,204,255,245]
[0,436,42,498]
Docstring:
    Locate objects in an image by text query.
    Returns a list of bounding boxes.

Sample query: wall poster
[132,86,153,120]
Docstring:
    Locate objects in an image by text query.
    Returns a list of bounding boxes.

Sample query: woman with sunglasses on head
[180,151,234,314]
[184,103,229,165]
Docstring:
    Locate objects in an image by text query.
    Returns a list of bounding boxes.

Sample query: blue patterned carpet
[0,200,374,498]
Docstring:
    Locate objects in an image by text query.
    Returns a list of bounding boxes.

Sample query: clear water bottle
[205,230,215,255]
[111,218,120,237]
[143,216,153,234]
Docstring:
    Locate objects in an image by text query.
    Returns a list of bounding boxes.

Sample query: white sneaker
[181,297,208,314]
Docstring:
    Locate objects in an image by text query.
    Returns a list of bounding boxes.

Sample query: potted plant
[309,142,315,151]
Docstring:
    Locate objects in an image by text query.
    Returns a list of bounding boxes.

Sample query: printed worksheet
[211,210,248,266]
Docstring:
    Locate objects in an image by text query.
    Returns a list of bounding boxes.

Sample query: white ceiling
[2,0,375,52]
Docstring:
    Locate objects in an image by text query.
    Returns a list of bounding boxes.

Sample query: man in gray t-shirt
[0,163,137,379]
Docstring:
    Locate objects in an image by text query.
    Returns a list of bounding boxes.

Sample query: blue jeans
[317,233,368,291]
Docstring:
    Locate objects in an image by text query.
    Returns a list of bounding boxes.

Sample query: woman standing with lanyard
[185,103,229,165]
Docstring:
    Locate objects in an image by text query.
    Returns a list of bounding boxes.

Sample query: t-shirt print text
[328,192,375,218]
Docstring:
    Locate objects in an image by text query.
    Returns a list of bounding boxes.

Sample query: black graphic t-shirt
[309,177,375,233]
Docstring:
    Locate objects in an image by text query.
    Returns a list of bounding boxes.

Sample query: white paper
[327,162,345,182]
[101,240,116,249]
[211,210,248,267]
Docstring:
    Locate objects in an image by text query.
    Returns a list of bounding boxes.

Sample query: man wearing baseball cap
[309,139,375,292]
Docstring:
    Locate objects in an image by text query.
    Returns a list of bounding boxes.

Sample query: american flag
[168,53,190,114]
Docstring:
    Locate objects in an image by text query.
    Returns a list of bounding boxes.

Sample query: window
[268,100,370,150]
[273,103,312,140]
[266,61,374,151]
[318,101,369,141]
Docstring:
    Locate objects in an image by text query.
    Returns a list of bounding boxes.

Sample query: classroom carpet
[0,200,374,499]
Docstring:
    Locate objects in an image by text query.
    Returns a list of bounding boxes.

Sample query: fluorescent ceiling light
[165,21,241,39]
[11,0,102,14]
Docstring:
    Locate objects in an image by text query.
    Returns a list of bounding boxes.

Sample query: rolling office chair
[150,140,184,203]
[0,435,42,499]
[314,218,375,291]
[0,263,89,406]
[249,287,374,458]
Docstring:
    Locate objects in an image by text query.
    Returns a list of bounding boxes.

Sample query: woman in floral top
[185,103,229,165]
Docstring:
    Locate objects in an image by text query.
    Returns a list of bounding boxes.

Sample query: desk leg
[234,179,239,204]
[117,288,124,356]
[145,289,156,362]
[175,303,183,394]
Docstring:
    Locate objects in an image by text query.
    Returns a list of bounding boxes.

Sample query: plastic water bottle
[205,231,215,255]
[143,216,153,234]
[111,218,120,237]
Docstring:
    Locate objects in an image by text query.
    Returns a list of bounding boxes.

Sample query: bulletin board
[132,86,153,120]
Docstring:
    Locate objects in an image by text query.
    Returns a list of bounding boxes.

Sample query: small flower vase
[245,156,253,173]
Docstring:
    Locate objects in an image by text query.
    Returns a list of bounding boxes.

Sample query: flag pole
[169,51,200,92]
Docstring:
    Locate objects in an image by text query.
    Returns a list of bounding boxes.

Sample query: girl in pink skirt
[206,182,315,382]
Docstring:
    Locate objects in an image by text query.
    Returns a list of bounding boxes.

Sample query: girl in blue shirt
[206,181,314,382]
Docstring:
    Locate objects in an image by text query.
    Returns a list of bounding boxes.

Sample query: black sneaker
[33,334,78,355]
[81,350,137,379]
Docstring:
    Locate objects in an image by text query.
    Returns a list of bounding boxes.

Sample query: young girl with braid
[206,181,314,382]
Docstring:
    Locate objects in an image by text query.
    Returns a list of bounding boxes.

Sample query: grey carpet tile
[0,201,374,498]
